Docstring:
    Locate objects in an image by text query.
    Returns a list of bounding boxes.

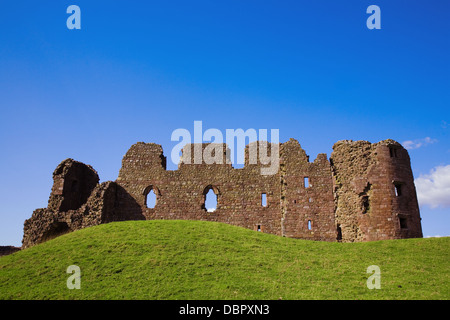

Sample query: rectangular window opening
[390,147,398,158]
[394,183,402,197]
[304,177,310,188]
[261,193,267,207]
[399,217,408,229]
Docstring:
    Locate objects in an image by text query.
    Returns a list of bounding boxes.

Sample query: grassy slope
[0,220,448,300]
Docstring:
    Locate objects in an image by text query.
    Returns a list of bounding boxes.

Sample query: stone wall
[281,139,336,241]
[22,160,131,248]
[0,246,21,257]
[116,142,283,236]
[331,139,423,242]
[21,138,423,248]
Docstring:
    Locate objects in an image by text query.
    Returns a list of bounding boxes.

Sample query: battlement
[21,138,423,248]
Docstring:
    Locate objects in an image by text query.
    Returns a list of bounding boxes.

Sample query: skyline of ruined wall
[21,138,423,248]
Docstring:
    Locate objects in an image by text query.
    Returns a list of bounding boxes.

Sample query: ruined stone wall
[22,160,124,248]
[281,139,336,241]
[0,246,21,257]
[21,138,423,248]
[116,142,283,236]
[331,140,423,242]
[48,159,99,212]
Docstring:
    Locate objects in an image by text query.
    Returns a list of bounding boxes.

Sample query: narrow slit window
[394,183,402,197]
[362,195,370,214]
[261,193,267,207]
[308,220,312,230]
[304,177,310,188]
[390,147,398,158]
[336,224,342,241]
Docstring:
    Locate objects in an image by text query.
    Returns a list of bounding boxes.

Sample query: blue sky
[0,0,449,246]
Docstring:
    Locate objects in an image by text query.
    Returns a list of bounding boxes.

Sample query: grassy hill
[0,220,448,300]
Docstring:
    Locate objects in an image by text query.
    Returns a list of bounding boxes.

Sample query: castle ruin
[21,138,423,248]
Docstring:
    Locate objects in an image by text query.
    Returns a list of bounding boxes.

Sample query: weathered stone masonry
[21,138,423,248]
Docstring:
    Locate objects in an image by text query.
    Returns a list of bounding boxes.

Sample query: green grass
[0,220,448,300]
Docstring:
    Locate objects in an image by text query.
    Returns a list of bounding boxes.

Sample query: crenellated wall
[116,142,283,236]
[21,138,423,248]
[280,139,336,241]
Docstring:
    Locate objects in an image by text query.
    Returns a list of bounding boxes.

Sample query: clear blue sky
[1,0,449,246]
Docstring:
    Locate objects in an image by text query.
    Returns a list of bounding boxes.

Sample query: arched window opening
[143,185,159,209]
[308,220,312,230]
[205,189,217,212]
[146,189,157,209]
[203,185,219,212]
